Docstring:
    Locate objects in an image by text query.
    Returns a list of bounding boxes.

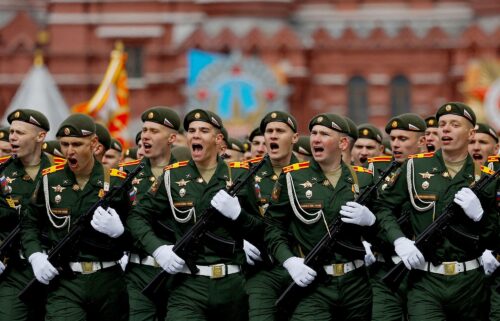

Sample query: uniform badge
[176,179,190,187]
[98,189,105,198]
[149,180,159,194]
[254,175,262,183]
[271,174,278,181]
[422,181,429,190]
[352,184,359,194]
[6,177,15,184]
[179,188,186,197]
[271,183,281,201]
[196,177,204,183]
[22,174,31,181]
[300,181,313,188]
[149,177,156,182]
[305,190,313,199]
[381,183,388,190]
[51,185,66,193]
[132,177,142,185]
[72,184,80,191]
[226,179,233,189]
[261,171,268,176]
[54,195,62,204]
[419,172,434,179]
[442,172,450,178]
[322,180,330,186]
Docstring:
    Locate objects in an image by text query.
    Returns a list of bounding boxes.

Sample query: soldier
[293,136,312,162]
[102,138,123,169]
[424,116,441,152]
[468,122,499,166]
[0,126,12,157]
[265,113,376,320]
[245,111,300,321]
[21,113,131,321]
[42,140,64,159]
[127,109,261,321]
[366,113,427,321]
[0,109,51,321]
[342,116,358,164]
[375,102,497,321]
[124,147,139,162]
[121,106,180,321]
[94,123,112,162]
[249,127,267,159]
[351,124,384,166]
[224,138,245,162]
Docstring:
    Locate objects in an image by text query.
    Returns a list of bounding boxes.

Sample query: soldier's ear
[36,130,46,143]
[167,132,177,146]
[291,132,299,145]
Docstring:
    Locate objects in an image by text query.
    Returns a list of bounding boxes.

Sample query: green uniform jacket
[127,157,261,265]
[265,160,374,265]
[21,160,133,262]
[376,150,497,262]
[487,157,500,253]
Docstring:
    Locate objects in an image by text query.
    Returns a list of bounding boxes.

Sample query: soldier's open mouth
[143,143,152,151]
[269,143,279,150]
[441,136,452,142]
[68,158,78,167]
[360,156,367,164]
[313,147,324,153]
[472,154,483,160]
[10,144,19,152]
[426,144,435,152]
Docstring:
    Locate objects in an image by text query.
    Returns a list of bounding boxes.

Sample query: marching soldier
[265,113,376,320]
[102,138,123,169]
[127,109,261,321]
[249,127,267,159]
[351,124,384,166]
[0,126,12,157]
[94,123,112,162]
[21,114,132,321]
[224,138,245,162]
[293,136,312,162]
[424,116,441,152]
[468,123,499,166]
[121,106,181,321]
[342,116,358,164]
[375,102,497,321]
[42,140,65,159]
[0,109,52,321]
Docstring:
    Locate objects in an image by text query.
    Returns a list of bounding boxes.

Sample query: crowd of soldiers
[0,102,498,321]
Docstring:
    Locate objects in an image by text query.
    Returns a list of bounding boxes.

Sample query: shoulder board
[53,157,66,165]
[283,162,310,173]
[408,152,435,159]
[229,161,249,169]
[42,164,65,176]
[367,156,392,163]
[109,168,127,179]
[351,166,373,175]
[0,155,11,164]
[487,155,499,163]
[164,160,189,171]
[118,159,141,167]
[481,165,495,176]
[246,156,264,164]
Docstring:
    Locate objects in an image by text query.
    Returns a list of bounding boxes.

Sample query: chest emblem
[255,175,262,183]
[196,177,204,183]
[176,179,190,187]
[52,185,66,193]
[419,172,434,179]
[179,188,186,197]
[442,172,450,178]
[22,174,31,181]
[300,181,313,188]
[271,174,278,181]
[72,184,80,191]
[305,190,313,199]
[132,177,143,185]
[422,181,430,190]
[322,180,330,186]
[6,177,15,184]
[54,195,62,204]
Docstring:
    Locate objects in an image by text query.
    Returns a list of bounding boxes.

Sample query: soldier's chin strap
[43,175,70,231]
[164,169,195,223]
[407,158,436,219]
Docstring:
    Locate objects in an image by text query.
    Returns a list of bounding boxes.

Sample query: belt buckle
[333,263,344,276]
[210,264,226,279]
[81,262,94,274]
[443,262,457,275]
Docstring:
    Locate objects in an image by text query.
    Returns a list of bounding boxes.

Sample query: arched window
[347,76,368,123]
[390,75,411,116]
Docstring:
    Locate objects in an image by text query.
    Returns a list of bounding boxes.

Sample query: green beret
[141,106,180,131]
[183,109,223,131]
[382,138,392,155]
[42,140,64,157]
[171,145,191,161]
[435,102,476,126]
[110,138,123,152]
[135,131,142,146]
[0,126,9,142]
[95,123,111,150]
[124,147,138,159]
[8,108,50,131]
[344,117,358,140]
[475,123,498,143]
[425,116,438,128]
[56,114,96,138]
[293,136,312,156]
[221,128,229,145]
[249,127,263,142]
[227,138,245,152]
[358,123,383,144]
[260,111,297,133]
[385,113,426,134]
[309,113,349,134]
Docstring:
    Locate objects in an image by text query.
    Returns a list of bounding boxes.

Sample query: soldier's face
[187,121,222,165]
[137,141,145,159]
[351,138,383,165]
[60,135,97,175]
[425,127,440,152]
[141,121,176,160]
[251,136,266,158]
[389,130,425,163]
[9,121,46,159]
[468,133,499,165]
[102,148,122,168]
[264,122,298,165]
[224,150,243,162]
[438,115,475,155]
[310,125,346,166]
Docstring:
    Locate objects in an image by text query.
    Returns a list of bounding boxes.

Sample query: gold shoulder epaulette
[283,162,310,173]
[164,160,189,171]
[408,152,435,159]
[53,157,66,165]
[110,168,127,179]
[229,161,249,169]
[352,166,373,175]
[42,164,65,176]
[118,159,141,167]
[487,155,499,163]
[0,155,11,164]
[246,156,263,164]
[367,156,392,163]
[481,165,495,175]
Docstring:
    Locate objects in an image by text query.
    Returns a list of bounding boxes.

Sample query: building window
[347,76,368,123]
[125,46,143,79]
[390,75,411,116]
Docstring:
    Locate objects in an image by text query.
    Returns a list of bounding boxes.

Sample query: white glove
[482,250,500,276]
[340,201,376,226]
[394,237,425,270]
[210,190,241,220]
[91,206,125,238]
[283,257,317,287]
[28,252,59,285]
[0,261,5,275]
[362,241,376,267]
[454,187,483,222]
[153,245,185,274]
[119,253,129,272]
[243,240,262,266]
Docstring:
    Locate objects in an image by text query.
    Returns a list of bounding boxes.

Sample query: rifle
[382,167,500,290]
[275,160,400,314]
[142,155,268,300]
[18,163,144,302]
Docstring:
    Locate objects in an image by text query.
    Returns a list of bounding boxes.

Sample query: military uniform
[21,114,132,321]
